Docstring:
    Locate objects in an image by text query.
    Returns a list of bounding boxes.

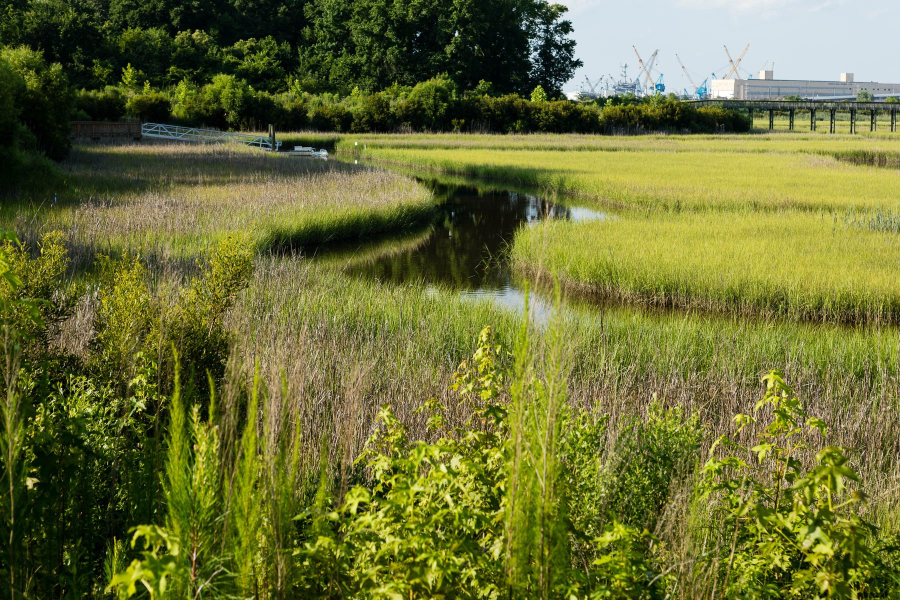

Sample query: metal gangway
[141,122,282,151]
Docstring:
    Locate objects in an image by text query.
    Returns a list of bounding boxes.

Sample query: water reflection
[340,182,606,300]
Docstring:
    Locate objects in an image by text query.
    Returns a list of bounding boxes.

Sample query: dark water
[311,177,606,314]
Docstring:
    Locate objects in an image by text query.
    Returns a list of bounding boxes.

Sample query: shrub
[351,92,394,132]
[92,253,156,385]
[296,323,664,599]
[75,88,127,121]
[306,102,348,132]
[1,46,73,160]
[604,403,702,531]
[1,231,72,351]
[695,105,751,133]
[161,234,254,391]
[0,58,30,180]
[193,74,253,129]
[699,372,887,597]
[397,75,457,131]
[125,91,172,123]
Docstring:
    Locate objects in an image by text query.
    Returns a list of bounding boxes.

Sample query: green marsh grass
[351,144,900,212]
[513,210,900,324]
[14,135,900,594]
[332,131,900,154]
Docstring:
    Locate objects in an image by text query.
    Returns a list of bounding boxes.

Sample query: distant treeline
[0,42,751,183]
[76,76,751,135]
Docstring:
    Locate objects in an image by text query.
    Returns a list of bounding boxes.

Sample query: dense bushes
[125,91,172,123]
[0,46,73,179]
[75,88,128,122]
[0,39,749,167]
[601,99,751,134]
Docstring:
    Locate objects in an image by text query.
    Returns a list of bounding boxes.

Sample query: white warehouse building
[710,72,900,101]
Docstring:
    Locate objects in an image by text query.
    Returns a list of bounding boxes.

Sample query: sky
[557,0,898,95]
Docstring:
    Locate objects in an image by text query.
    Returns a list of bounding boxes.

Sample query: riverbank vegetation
[5,226,900,597]
[80,78,750,135]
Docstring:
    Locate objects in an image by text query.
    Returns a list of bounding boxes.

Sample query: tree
[527,3,581,96]
[126,91,172,122]
[116,28,175,87]
[530,85,547,103]
[0,46,73,161]
[301,0,579,95]
[857,90,874,102]
[0,0,108,88]
[169,30,221,83]
[0,57,27,180]
[222,36,292,92]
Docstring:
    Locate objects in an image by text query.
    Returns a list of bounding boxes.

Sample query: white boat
[288,146,329,160]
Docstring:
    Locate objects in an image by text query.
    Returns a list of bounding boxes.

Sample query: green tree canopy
[0,46,73,160]
[1,0,580,93]
[301,0,578,95]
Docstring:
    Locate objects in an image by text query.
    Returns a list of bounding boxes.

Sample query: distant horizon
[558,0,898,94]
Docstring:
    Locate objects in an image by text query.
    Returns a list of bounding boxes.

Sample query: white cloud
[677,0,847,17]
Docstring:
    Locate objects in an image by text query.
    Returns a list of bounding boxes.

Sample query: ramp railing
[141,123,281,151]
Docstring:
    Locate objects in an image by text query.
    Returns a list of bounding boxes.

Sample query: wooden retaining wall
[70,121,142,140]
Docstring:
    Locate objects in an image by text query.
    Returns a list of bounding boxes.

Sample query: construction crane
[632,46,662,95]
[582,76,603,97]
[646,51,659,80]
[646,52,665,93]
[676,54,698,94]
[751,60,775,79]
[696,78,709,99]
[723,44,750,80]
[676,54,707,100]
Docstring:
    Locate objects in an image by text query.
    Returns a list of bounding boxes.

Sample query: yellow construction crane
[632,46,659,93]
[723,44,750,80]
[676,54,697,93]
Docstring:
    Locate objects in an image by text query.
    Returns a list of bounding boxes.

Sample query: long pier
[686,100,900,133]
[141,122,281,151]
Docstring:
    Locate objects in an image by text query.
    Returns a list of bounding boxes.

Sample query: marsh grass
[513,211,900,325]
[223,257,900,528]
[833,148,900,169]
[345,133,900,325]
[352,145,900,212]
[4,141,435,270]
[15,133,900,594]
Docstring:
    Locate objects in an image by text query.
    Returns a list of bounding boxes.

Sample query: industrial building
[710,72,900,101]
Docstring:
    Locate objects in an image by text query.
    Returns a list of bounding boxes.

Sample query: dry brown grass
[7,141,433,270]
